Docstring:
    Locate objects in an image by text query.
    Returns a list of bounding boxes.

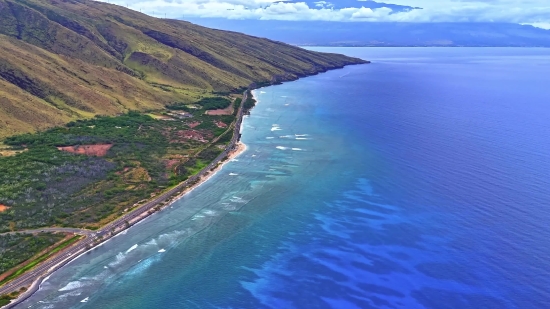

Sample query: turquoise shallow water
[20,48,550,308]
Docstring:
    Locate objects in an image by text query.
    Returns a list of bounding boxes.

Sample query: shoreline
[0,63,367,308]
[126,141,247,226]
[0,144,248,309]
[0,89,249,308]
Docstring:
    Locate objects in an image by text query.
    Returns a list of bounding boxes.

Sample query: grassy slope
[0,0,366,138]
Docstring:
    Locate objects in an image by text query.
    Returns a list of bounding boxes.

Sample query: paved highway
[0,228,94,237]
[0,90,247,308]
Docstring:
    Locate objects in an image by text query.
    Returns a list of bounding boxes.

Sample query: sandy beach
[127,142,247,226]
[0,89,249,308]
[0,141,248,309]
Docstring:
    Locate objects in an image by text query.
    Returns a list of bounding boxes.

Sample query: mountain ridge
[0,0,366,138]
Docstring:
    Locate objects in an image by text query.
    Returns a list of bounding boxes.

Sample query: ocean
[19,48,550,309]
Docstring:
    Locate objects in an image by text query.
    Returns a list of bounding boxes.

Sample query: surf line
[0,90,251,308]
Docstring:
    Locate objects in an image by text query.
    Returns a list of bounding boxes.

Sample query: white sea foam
[295,138,309,140]
[158,249,166,253]
[203,210,218,216]
[145,238,158,246]
[266,137,275,139]
[260,91,266,94]
[81,297,89,303]
[58,281,84,291]
[280,135,293,138]
[126,244,138,253]
[55,290,83,302]
[223,204,237,210]
[230,196,247,203]
[252,154,257,157]
[109,252,126,267]
[271,127,282,132]
[229,173,238,176]
[276,146,288,150]
[292,148,303,151]
[124,257,157,277]
[295,134,309,137]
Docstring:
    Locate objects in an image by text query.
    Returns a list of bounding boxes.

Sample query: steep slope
[0,0,366,138]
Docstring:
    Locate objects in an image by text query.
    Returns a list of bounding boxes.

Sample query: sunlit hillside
[0,0,366,137]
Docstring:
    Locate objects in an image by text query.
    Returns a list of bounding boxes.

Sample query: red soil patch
[165,159,180,170]
[173,130,208,143]
[0,204,10,212]
[186,121,201,128]
[214,121,228,128]
[205,104,233,116]
[57,144,113,157]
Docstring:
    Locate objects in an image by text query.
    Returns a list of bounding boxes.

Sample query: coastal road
[0,90,247,308]
[0,228,94,237]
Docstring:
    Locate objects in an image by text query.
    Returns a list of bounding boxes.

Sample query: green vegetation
[197,97,232,110]
[243,90,257,111]
[233,98,242,116]
[168,97,232,111]
[0,111,235,232]
[0,235,80,286]
[0,293,15,306]
[0,287,25,306]
[0,232,65,275]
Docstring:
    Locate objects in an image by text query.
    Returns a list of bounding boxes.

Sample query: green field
[0,235,80,286]
[0,110,235,232]
[0,232,66,275]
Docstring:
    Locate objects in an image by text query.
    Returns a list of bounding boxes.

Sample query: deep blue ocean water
[20,48,550,309]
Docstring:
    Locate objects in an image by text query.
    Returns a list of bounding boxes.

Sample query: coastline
[0,62,367,308]
[0,143,248,309]
[0,88,249,308]
[126,142,247,226]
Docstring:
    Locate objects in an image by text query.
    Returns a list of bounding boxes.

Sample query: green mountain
[0,0,366,138]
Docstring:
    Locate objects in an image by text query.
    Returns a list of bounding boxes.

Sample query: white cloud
[525,22,550,29]
[99,0,550,27]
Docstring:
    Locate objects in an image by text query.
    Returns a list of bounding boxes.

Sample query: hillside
[0,0,366,138]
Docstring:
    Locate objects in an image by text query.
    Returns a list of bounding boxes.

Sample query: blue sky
[103,0,550,29]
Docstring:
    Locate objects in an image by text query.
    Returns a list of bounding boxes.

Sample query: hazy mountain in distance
[282,0,420,11]
[186,19,550,47]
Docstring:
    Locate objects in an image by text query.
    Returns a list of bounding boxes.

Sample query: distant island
[0,0,367,306]
[187,19,550,48]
